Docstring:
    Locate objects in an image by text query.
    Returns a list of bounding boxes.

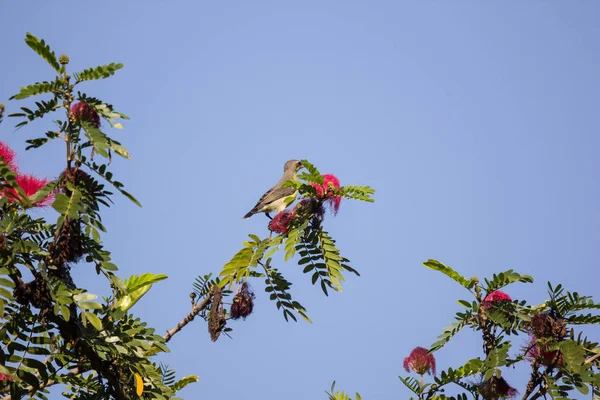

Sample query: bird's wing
[253,186,296,208]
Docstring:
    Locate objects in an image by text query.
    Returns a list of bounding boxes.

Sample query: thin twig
[521,360,542,400]
[584,351,600,365]
[164,291,213,342]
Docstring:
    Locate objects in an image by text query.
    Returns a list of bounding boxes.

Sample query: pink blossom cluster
[0,141,53,207]
[311,174,342,214]
[268,174,342,234]
[70,102,100,128]
[403,346,436,376]
[482,290,512,310]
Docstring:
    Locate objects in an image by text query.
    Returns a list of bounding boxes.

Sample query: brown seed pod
[230,283,255,320]
[49,217,84,266]
[529,313,567,340]
[208,286,226,342]
[479,376,518,399]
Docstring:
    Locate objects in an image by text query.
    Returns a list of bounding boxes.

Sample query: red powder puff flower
[4,174,54,207]
[482,290,512,310]
[0,141,18,171]
[311,174,342,214]
[403,347,436,376]
[71,102,100,128]
[268,210,295,234]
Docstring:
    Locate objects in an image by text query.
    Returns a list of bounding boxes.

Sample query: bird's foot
[265,213,273,220]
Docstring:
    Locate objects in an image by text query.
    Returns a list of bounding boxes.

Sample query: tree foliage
[0,34,374,399]
[336,262,600,399]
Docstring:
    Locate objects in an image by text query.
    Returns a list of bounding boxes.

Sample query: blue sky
[1,2,599,399]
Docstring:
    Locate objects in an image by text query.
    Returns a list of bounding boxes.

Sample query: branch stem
[164,291,213,342]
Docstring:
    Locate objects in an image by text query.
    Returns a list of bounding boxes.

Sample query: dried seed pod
[208,286,226,342]
[230,283,255,320]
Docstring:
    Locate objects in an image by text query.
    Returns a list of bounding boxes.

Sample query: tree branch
[521,360,542,400]
[584,351,600,365]
[164,290,213,342]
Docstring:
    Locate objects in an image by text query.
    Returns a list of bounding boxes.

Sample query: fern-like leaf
[25,33,61,72]
[10,80,61,101]
[75,63,124,82]
[298,159,323,184]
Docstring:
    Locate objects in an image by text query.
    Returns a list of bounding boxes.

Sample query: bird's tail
[242,209,256,219]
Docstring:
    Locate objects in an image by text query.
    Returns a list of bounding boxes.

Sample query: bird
[243,160,304,220]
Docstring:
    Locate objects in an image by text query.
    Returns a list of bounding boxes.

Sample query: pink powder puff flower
[268,210,295,234]
[4,174,54,207]
[482,290,512,310]
[311,174,342,214]
[403,346,436,376]
[71,102,100,128]
[0,141,18,171]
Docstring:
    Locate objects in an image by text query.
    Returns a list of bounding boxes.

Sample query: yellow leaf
[135,373,143,396]
[114,123,123,129]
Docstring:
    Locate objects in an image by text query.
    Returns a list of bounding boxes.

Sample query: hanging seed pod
[208,286,226,342]
[230,283,255,320]
[529,313,567,340]
[49,218,84,266]
[49,167,92,266]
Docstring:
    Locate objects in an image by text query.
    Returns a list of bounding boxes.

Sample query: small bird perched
[243,160,304,220]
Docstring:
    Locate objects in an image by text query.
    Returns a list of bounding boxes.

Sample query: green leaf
[29,180,57,204]
[171,375,199,392]
[17,368,40,388]
[560,340,586,374]
[457,299,471,308]
[52,190,82,218]
[114,273,168,312]
[75,63,124,81]
[84,161,142,207]
[339,184,376,202]
[0,277,15,288]
[78,301,103,310]
[423,259,474,289]
[23,358,48,380]
[60,305,70,321]
[11,80,61,100]
[125,273,168,293]
[0,287,14,301]
[25,33,61,72]
[83,312,103,331]
[73,293,98,302]
[120,189,142,207]
[298,159,323,183]
[484,269,534,291]
[110,142,131,159]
